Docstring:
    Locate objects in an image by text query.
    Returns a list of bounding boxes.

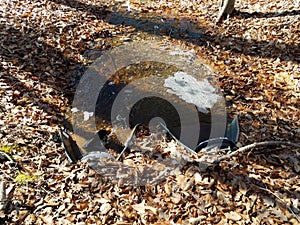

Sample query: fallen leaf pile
[0,0,299,224]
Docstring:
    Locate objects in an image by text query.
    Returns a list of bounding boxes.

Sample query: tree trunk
[216,0,236,23]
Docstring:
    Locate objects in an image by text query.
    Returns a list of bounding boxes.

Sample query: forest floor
[0,0,299,224]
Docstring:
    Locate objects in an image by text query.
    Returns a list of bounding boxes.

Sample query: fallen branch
[214,141,300,164]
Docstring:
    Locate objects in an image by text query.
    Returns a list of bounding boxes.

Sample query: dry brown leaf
[132,200,157,214]
[224,211,242,221]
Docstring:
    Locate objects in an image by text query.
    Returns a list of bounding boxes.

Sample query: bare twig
[232,173,300,222]
[158,122,197,155]
[33,203,60,214]
[255,185,300,222]
[214,141,300,164]
[116,123,141,161]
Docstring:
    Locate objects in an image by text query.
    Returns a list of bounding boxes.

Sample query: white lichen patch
[164,71,222,113]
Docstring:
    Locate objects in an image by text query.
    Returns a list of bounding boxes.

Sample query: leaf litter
[0,0,299,224]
